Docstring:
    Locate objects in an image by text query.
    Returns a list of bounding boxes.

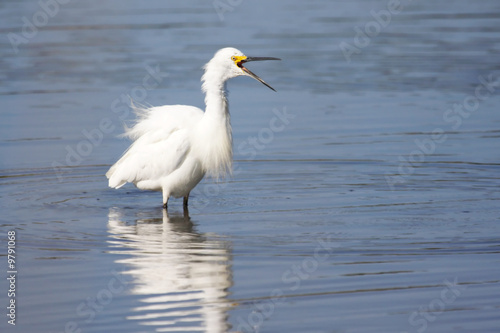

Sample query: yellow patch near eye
[232,55,247,65]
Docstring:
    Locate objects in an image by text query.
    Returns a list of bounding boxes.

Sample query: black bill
[238,56,281,91]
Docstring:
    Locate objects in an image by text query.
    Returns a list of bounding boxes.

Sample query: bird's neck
[197,75,233,179]
[202,76,230,119]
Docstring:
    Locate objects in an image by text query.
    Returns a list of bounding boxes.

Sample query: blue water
[1,0,499,332]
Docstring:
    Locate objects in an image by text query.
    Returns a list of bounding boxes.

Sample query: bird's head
[203,47,280,91]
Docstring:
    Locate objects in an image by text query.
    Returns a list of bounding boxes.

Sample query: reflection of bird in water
[107,208,232,332]
[106,47,280,209]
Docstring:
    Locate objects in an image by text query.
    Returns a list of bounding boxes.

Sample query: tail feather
[106,165,126,189]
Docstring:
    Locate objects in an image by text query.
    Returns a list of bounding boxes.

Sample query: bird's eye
[231,56,237,61]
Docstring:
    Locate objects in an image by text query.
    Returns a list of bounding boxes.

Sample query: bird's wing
[106,105,204,188]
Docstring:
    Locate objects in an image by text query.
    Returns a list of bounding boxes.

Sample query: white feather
[106,105,203,189]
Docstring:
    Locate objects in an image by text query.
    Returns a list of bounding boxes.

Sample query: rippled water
[1,0,500,332]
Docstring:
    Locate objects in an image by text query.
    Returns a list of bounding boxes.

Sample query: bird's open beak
[235,56,281,91]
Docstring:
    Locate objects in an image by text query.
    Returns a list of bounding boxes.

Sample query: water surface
[1,0,499,332]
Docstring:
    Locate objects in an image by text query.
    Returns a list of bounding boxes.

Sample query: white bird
[106,47,280,209]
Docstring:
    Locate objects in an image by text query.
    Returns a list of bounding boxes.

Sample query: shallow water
[1,0,500,332]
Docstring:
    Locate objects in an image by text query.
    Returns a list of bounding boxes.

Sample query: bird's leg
[162,190,169,209]
[183,194,189,209]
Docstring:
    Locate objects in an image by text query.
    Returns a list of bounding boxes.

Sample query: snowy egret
[106,47,280,209]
